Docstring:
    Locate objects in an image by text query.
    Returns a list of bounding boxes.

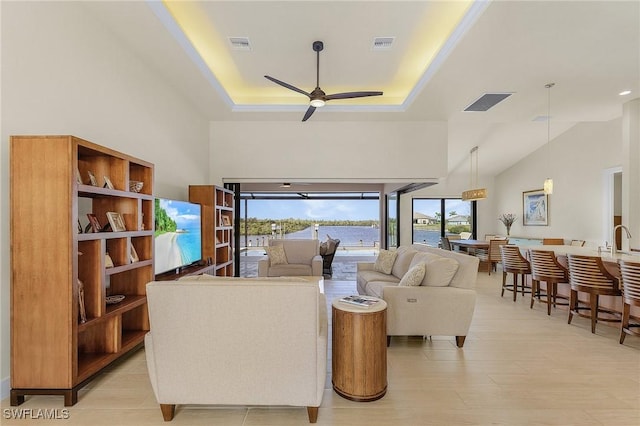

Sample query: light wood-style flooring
[3,271,639,425]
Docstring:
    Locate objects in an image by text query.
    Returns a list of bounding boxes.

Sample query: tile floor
[2,270,639,425]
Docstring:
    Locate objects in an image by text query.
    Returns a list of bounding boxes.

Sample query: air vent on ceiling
[228,37,251,51]
[372,37,395,50]
[464,93,512,112]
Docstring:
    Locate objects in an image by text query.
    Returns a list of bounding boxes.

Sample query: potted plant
[498,213,517,236]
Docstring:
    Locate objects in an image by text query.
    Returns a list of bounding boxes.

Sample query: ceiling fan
[265,41,383,122]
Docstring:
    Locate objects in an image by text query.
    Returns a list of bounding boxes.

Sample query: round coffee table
[331,297,387,401]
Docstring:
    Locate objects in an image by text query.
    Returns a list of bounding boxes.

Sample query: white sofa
[145,275,327,423]
[258,239,323,277]
[357,244,479,347]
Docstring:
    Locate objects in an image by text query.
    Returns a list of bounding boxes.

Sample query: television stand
[155,263,215,281]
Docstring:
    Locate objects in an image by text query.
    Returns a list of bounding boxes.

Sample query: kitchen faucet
[612,224,632,256]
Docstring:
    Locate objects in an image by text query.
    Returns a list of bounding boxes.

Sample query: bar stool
[500,245,531,301]
[528,249,569,315]
[619,260,640,344]
[567,254,622,333]
[477,239,509,275]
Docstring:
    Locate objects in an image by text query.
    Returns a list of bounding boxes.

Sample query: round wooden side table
[331,297,387,401]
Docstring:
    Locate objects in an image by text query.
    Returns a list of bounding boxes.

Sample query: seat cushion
[267,263,312,276]
[357,270,400,295]
[365,281,398,299]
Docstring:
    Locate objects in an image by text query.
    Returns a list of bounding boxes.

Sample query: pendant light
[543,83,555,195]
[461,146,487,201]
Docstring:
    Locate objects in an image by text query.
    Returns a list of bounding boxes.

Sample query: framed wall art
[523,189,548,226]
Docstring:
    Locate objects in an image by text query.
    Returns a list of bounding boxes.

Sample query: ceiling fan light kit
[264,40,383,121]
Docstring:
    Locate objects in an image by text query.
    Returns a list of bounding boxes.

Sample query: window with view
[412,198,473,246]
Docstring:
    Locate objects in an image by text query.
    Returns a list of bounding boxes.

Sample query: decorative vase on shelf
[505,226,511,236]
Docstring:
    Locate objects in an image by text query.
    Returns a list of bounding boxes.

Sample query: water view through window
[412,198,473,246]
[239,193,381,256]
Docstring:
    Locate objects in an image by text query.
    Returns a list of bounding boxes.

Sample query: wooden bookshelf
[10,135,154,406]
[189,185,235,276]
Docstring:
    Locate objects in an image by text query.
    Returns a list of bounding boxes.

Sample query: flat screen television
[154,198,202,275]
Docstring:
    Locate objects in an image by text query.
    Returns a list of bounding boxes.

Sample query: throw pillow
[266,245,288,266]
[424,257,459,287]
[398,262,426,286]
[374,249,397,274]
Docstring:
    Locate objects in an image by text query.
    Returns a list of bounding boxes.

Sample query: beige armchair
[258,239,323,277]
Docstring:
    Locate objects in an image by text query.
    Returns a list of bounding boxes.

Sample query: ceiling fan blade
[325,91,383,100]
[302,106,316,122]
[264,75,311,98]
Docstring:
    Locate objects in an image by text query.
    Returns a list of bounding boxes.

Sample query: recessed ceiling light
[619,90,632,96]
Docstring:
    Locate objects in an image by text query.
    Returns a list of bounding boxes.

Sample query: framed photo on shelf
[103,176,114,190]
[523,189,548,226]
[87,171,98,186]
[221,215,231,227]
[129,242,139,263]
[86,213,102,233]
[105,253,114,268]
[76,168,83,185]
[78,279,87,323]
[106,211,127,232]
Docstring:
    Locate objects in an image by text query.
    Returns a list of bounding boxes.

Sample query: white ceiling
[83,0,640,179]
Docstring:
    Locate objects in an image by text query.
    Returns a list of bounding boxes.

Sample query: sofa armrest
[258,258,269,277]
[312,255,323,276]
[357,262,375,272]
[382,286,476,337]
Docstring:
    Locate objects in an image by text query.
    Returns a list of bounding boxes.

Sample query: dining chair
[543,238,565,245]
[441,237,452,251]
[619,260,640,344]
[567,254,622,333]
[528,249,569,315]
[500,245,531,301]
[476,239,509,275]
[570,240,586,247]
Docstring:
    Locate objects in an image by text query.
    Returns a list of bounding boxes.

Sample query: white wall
[209,121,448,185]
[400,118,625,247]
[0,2,210,397]
[493,119,622,245]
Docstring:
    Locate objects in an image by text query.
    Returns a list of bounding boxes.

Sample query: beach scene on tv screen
[155,199,202,274]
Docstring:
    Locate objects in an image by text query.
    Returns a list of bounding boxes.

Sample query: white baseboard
[1,376,9,401]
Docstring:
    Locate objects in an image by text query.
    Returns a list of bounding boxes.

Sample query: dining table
[449,239,489,251]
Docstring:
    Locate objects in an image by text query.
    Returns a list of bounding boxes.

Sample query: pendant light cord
[546,83,554,156]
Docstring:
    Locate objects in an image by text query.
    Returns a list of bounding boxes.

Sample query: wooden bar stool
[477,239,509,275]
[500,245,531,301]
[567,254,622,333]
[528,249,569,315]
[619,260,640,344]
